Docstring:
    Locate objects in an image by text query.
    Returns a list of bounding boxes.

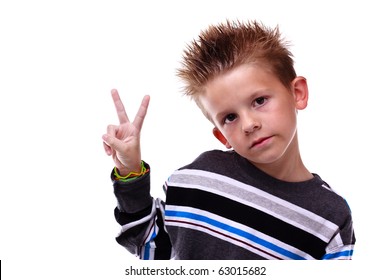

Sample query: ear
[212,128,232,149]
[292,76,309,110]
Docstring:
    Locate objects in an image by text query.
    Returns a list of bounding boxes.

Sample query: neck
[251,134,313,182]
[262,155,312,182]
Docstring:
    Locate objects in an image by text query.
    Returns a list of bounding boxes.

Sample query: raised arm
[102,89,150,175]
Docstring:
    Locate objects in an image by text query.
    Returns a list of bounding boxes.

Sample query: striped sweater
[113,150,355,260]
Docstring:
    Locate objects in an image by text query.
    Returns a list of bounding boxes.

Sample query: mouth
[250,136,273,148]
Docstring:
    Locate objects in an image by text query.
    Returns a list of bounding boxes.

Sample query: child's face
[199,64,308,170]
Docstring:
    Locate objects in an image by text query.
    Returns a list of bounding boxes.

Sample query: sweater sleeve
[111,163,172,259]
[322,207,356,260]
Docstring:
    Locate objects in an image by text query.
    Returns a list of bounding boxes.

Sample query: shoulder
[179,149,237,172]
[303,175,353,222]
[193,149,235,163]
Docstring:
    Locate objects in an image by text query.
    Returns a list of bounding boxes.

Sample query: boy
[102,20,355,260]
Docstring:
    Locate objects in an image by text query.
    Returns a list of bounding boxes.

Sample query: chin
[247,153,285,166]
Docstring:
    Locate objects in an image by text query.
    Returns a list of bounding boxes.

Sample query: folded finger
[102,140,113,156]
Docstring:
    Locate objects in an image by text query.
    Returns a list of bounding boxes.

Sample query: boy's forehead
[202,64,276,96]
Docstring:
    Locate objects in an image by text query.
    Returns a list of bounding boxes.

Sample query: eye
[223,113,237,124]
[254,97,267,107]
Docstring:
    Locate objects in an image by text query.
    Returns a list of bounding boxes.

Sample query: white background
[1,0,388,279]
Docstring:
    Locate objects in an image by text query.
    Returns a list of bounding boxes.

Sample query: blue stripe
[165,210,306,260]
[143,228,157,260]
[143,242,150,260]
[323,249,353,259]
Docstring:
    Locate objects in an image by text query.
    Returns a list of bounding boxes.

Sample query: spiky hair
[177,20,296,102]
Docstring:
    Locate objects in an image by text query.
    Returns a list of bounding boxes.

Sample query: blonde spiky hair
[177,20,296,105]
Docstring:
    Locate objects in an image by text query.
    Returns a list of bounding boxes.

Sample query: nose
[242,112,261,134]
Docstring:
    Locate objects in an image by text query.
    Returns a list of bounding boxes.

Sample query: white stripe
[327,233,347,252]
[167,218,279,259]
[120,200,157,233]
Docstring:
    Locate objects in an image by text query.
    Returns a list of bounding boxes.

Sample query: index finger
[111,89,130,124]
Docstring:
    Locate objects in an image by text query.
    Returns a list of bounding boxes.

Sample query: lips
[250,136,273,148]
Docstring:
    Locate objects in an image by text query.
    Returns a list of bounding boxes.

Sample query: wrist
[117,161,142,175]
[117,167,139,176]
[114,161,149,180]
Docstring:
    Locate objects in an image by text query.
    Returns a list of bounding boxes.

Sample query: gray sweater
[113,150,355,259]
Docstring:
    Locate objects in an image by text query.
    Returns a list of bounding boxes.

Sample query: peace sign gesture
[103,89,150,175]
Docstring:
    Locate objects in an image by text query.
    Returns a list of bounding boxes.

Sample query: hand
[102,89,150,175]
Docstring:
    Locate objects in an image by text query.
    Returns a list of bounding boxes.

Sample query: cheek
[268,107,297,135]
[279,114,298,138]
[222,127,241,144]
[223,129,236,141]
[274,101,297,123]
